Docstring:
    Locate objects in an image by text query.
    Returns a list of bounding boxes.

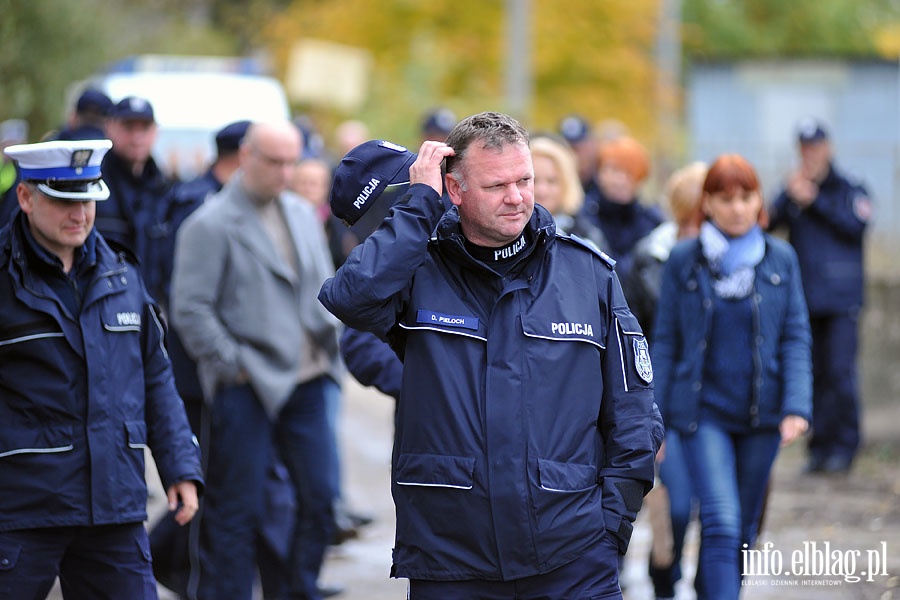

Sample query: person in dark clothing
[145,120,268,598]
[621,161,707,600]
[581,135,663,282]
[530,134,608,252]
[1,138,202,600]
[54,88,112,142]
[96,96,175,303]
[653,154,811,600]
[320,113,663,599]
[768,118,871,474]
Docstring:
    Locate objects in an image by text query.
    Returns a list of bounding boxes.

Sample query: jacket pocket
[395,453,475,490]
[0,324,64,348]
[125,421,148,450]
[537,459,598,492]
[0,425,73,459]
[0,539,21,571]
[520,314,605,349]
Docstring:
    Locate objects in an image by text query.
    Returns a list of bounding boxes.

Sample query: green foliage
[0,0,240,141]
[0,0,111,138]
[683,0,900,59]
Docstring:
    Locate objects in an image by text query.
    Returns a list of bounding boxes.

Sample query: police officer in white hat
[0,139,203,599]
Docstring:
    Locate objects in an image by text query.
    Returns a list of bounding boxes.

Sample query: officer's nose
[504,182,524,204]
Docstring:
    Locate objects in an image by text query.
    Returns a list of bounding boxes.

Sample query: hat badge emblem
[70,149,93,174]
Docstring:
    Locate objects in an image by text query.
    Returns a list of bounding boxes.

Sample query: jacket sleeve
[318,184,445,338]
[597,268,664,554]
[140,288,204,493]
[340,326,403,401]
[777,245,813,421]
[169,208,243,393]
[804,181,869,242]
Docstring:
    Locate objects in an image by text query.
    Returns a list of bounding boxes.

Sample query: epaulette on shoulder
[105,239,142,267]
[558,232,616,269]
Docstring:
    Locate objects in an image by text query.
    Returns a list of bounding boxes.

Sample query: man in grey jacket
[170,121,343,600]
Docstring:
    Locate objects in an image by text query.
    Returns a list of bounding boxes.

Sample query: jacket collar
[433,203,556,274]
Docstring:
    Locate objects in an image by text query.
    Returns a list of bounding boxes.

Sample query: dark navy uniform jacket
[320,184,662,581]
[95,150,175,303]
[769,164,869,316]
[154,169,220,304]
[580,185,663,282]
[0,214,203,533]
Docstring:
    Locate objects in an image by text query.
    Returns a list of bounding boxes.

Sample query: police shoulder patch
[633,336,653,384]
[852,193,872,223]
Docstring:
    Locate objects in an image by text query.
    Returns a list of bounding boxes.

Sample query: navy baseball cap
[76,89,113,116]
[559,115,591,144]
[3,139,112,201]
[215,120,251,154]
[797,118,828,144]
[421,108,457,138]
[330,140,417,226]
[112,96,155,122]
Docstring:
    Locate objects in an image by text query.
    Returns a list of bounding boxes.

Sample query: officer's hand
[786,171,817,207]
[168,481,200,526]
[409,141,455,195]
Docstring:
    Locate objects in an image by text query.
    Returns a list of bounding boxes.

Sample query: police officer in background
[55,88,113,142]
[319,112,663,599]
[419,107,457,143]
[768,118,872,474]
[147,119,252,596]
[0,139,203,599]
[97,96,175,302]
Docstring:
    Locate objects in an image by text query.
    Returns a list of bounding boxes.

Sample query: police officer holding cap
[320,112,663,598]
[0,139,203,599]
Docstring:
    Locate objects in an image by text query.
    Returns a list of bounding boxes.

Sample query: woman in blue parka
[652,154,812,600]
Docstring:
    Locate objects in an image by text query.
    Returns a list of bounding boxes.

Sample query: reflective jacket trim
[148,305,169,359]
[521,329,606,350]
[396,481,474,490]
[103,324,140,333]
[0,332,64,346]
[398,322,487,342]
[0,445,73,458]
[616,318,631,392]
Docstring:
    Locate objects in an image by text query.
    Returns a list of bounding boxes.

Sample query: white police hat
[3,139,112,201]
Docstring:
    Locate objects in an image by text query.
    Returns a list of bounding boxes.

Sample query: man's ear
[444,172,463,207]
[17,182,34,215]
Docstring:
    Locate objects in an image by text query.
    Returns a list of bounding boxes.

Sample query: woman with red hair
[651,154,812,599]
[581,135,663,280]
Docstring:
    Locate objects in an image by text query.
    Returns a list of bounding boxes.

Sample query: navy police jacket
[652,235,813,434]
[96,150,176,303]
[768,164,869,316]
[319,184,662,581]
[0,214,203,533]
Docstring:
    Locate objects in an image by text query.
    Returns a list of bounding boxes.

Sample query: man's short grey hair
[445,112,530,190]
